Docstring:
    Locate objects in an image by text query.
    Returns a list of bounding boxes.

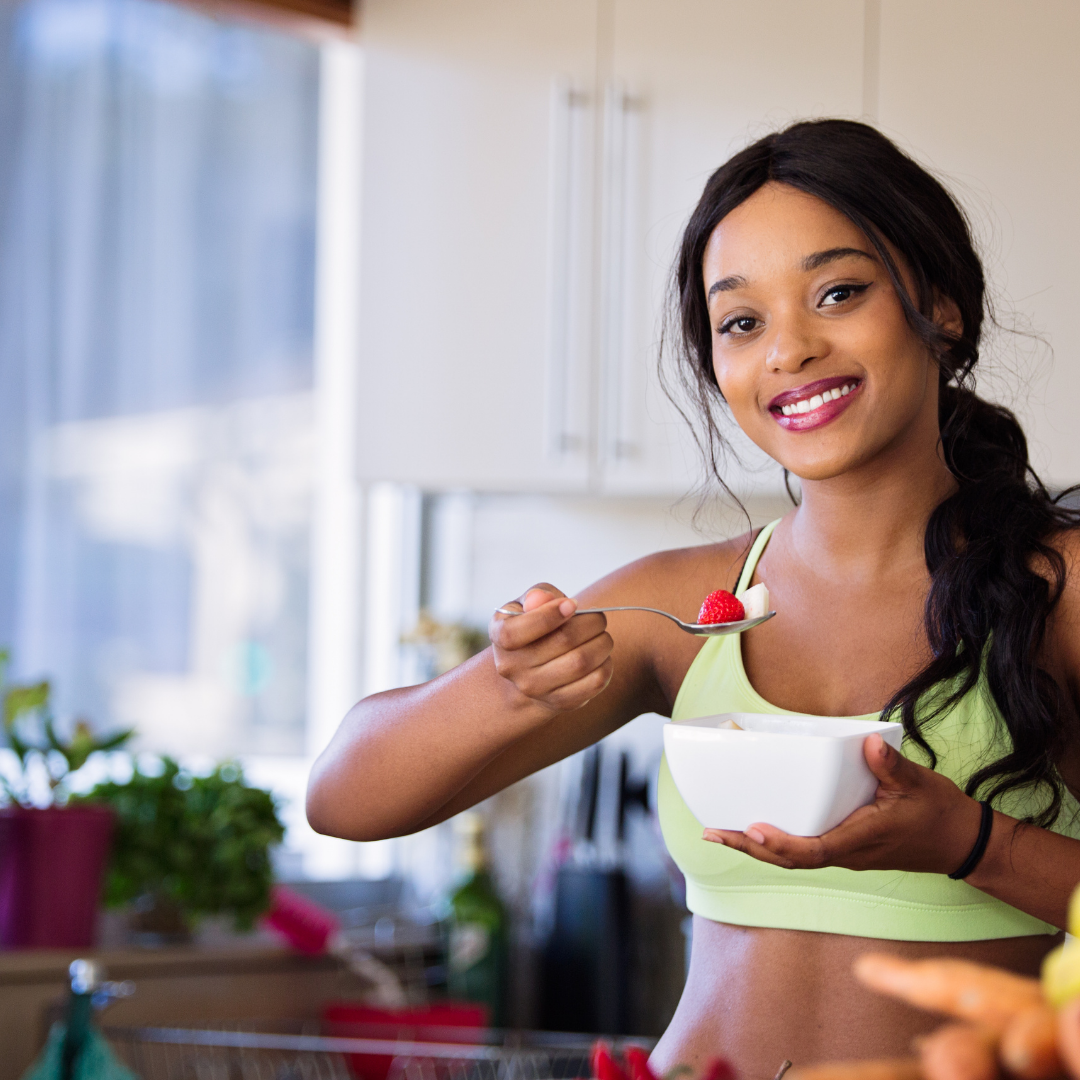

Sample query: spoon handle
[494,604,695,631]
[496,603,676,619]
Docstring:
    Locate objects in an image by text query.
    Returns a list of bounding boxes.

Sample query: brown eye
[820,283,870,307]
[720,316,759,336]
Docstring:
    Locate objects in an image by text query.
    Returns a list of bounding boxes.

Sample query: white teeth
[778,382,857,419]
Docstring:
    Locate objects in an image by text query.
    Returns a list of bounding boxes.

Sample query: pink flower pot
[0,805,114,949]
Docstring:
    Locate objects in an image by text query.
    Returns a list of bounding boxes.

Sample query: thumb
[864,733,909,789]
[521,583,569,613]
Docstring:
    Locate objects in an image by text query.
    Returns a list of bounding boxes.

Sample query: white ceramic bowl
[664,712,904,836]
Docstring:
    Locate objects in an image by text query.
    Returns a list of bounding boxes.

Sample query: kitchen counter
[0,941,359,1080]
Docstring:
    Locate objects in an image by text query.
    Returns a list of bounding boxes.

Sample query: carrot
[786,1060,922,1080]
[999,1003,1061,1080]
[853,954,1042,1032]
[917,1024,997,1080]
[1056,997,1080,1079]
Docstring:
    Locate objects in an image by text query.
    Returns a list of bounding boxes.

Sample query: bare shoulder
[576,528,759,624]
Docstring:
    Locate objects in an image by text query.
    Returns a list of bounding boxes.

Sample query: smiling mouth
[768,377,862,430]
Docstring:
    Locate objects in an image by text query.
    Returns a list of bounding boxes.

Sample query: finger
[864,734,922,795]
[521,583,571,613]
[536,655,614,712]
[701,825,826,869]
[516,612,609,667]
[513,631,614,699]
[490,593,576,649]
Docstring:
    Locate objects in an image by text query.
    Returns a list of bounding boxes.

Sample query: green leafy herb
[77,757,285,931]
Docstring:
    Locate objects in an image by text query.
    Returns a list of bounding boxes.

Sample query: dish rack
[102,1022,649,1080]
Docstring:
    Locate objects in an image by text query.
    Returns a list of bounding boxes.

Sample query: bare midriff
[649,919,1060,1080]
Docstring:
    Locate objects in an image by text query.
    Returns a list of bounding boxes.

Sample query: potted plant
[77,757,285,943]
[0,649,132,948]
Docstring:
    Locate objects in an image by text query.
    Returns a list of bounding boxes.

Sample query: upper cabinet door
[599,0,867,497]
[355,0,599,491]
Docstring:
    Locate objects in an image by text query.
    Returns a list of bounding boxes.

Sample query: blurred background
[1,0,1078,1074]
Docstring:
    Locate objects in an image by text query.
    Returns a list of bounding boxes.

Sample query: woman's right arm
[305,577,670,842]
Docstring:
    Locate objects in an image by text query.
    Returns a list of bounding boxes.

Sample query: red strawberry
[697,589,745,625]
[699,1058,737,1080]
[622,1046,658,1080]
[591,1042,629,1080]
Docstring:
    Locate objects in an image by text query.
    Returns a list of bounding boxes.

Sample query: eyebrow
[706,247,876,302]
[801,247,876,271]
[706,274,749,300]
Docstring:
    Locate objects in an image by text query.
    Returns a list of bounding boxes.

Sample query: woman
[307,120,1080,1074]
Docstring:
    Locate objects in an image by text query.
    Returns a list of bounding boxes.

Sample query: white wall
[874,0,1080,487]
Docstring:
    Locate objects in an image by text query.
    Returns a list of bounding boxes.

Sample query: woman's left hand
[703,734,985,874]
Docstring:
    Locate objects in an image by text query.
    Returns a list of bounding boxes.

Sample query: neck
[786,416,956,583]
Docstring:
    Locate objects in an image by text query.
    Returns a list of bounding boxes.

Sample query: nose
[764,310,827,374]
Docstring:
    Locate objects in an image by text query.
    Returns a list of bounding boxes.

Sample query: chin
[767,446,867,483]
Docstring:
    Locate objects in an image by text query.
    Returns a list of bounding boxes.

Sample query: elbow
[305,760,395,843]
[305,759,351,839]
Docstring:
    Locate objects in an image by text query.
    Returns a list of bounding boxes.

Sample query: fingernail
[746,827,766,844]
[559,599,576,617]
[702,830,725,845]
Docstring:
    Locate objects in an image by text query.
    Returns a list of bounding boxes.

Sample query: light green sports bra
[658,518,1080,941]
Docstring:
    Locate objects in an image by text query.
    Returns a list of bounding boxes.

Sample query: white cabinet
[353,0,866,496]
[354,0,599,493]
[600,0,866,495]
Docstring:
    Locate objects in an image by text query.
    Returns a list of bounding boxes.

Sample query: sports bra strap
[735,518,781,593]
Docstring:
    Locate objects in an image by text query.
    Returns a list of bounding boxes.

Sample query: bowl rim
[666,711,903,742]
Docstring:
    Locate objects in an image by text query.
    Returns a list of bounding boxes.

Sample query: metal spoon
[494,605,776,636]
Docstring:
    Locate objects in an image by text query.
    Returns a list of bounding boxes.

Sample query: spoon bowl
[494,605,776,636]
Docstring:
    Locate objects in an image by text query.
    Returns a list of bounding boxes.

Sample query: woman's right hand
[488,585,614,717]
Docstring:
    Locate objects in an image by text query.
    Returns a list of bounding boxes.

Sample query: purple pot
[0,805,114,949]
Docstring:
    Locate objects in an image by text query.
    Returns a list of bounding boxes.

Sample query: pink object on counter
[0,805,114,948]
[262,884,340,954]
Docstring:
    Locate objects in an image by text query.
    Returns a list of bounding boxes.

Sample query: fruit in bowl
[663,712,904,836]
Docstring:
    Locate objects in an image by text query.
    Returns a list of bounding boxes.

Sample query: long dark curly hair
[667,118,1080,826]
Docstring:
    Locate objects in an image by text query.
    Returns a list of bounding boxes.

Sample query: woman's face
[703,182,957,482]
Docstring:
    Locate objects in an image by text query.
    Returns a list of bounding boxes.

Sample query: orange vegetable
[917,1024,998,1080]
[1056,997,1080,1078]
[853,954,1042,1033]
[786,1060,922,1080]
[999,1003,1061,1080]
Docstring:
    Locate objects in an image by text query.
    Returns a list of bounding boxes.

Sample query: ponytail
[885,383,1080,826]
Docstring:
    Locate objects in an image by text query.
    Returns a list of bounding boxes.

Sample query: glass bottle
[445,812,508,1027]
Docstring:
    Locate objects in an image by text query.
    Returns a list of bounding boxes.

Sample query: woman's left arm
[707,534,1080,930]
[699,738,1080,933]
[705,736,1080,930]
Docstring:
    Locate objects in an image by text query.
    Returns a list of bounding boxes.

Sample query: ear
[932,293,964,341]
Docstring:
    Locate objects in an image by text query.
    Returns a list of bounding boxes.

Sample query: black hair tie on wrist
[948,800,994,880]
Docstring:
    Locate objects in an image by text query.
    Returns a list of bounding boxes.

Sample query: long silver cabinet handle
[543,80,592,461]
[599,82,644,465]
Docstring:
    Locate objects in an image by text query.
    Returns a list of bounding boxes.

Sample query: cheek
[712,350,765,423]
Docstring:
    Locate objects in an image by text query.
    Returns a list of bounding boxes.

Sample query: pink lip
[769,377,862,433]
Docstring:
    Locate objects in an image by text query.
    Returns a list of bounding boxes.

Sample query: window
[0,0,320,759]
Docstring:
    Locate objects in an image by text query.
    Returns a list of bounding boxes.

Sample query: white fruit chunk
[737,582,769,620]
